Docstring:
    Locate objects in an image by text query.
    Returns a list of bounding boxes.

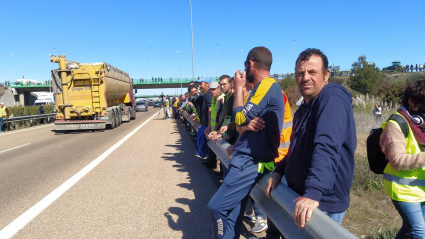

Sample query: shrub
[279,73,296,90]
[283,85,301,107]
[329,77,345,85]
[377,83,405,104]
[348,55,383,94]
[352,94,399,119]
[4,104,55,131]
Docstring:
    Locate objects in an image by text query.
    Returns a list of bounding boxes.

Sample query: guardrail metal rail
[181,112,358,239]
[1,113,57,129]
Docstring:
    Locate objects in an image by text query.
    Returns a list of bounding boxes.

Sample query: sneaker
[251,217,268,233]
[243,214,256,223]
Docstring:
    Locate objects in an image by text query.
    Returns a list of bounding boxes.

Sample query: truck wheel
[116,109,121,126]
[118,107,122,125]
[108,110,115,129]
[129,108,133,121]
[131,108,136,120]
[114,109,119,127]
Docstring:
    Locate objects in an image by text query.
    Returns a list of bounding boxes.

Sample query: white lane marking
[0,143,31,154]
[0,124,54,137]
[0,110,161,239]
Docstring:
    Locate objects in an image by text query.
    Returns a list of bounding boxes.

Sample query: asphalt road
[0,108,264,239]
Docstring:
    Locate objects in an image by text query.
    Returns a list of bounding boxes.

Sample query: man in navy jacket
[265,48,356,230]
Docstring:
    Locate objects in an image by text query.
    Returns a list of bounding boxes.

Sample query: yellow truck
[50,55,137,130]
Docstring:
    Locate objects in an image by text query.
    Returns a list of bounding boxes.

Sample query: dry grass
[343,95,401,238]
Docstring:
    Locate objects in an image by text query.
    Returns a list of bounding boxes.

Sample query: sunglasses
[244,59,258,66]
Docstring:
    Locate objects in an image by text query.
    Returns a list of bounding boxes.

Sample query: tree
[348,55,383,94]
[279,73,296,90]
[278,74,301,106]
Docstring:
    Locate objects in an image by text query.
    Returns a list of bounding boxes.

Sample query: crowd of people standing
[169,46,425,239]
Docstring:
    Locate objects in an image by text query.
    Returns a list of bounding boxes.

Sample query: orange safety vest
[275,91,293,163]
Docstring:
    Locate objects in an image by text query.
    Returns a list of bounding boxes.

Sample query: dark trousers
[265,220,285,239]
[207,154,267,239]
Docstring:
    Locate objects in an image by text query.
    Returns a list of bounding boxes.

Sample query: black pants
[265,220,285,239]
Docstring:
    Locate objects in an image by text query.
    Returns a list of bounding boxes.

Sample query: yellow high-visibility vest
[192,104,200,121]
[210,94,224,129]
[382,111,425,202]
[0,106,7,118]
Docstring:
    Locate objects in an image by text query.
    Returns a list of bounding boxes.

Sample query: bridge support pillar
[18,91,25,106]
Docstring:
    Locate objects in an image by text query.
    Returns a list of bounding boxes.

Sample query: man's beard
[246,66,254,83]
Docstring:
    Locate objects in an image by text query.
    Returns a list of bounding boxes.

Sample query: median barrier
[180,112,358,239]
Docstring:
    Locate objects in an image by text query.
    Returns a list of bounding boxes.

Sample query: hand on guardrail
[294,197,319,229]
[209,131,222,143]
[204,127,212,137]
[264,172,283,199]
[226,145,236,156]
[207,130,216,139]
[219,125,228,134]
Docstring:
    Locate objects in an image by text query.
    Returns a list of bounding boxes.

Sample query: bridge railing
[131,77,220,84]
[180,112,358,239]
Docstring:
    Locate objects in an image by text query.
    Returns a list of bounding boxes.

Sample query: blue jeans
[323,211,346,224]
[245,197,267,220]
[0,117,2,132]
[393,200,425,239]
[208,153,268,239]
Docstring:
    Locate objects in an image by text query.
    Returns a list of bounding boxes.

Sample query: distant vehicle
[154,102,161,108]
[383,61,401,72]
[136,102,148,112]
[34,92,54,106]
[148,102,154,106]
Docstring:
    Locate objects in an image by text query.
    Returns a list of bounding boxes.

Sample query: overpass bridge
[3,77,220,91]
[134,95,175,99]
[131,77,219,89]
[1,77,218,105]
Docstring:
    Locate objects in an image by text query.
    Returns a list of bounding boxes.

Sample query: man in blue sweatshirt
[264,48,356,232]
[208,47,285,239]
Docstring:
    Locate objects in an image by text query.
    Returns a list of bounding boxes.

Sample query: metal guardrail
[2,113,56,124]
[181,112,358,239]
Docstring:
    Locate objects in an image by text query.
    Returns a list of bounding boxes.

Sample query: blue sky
[1,0,424,95]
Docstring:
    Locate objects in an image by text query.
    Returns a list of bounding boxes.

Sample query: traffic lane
[0,124,54,152]
[14,115,218,238]
[0,109,150,155]
[0,109,157,230]
[0,107,154,152]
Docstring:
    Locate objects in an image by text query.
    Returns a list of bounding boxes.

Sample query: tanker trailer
[50,55,137,130]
